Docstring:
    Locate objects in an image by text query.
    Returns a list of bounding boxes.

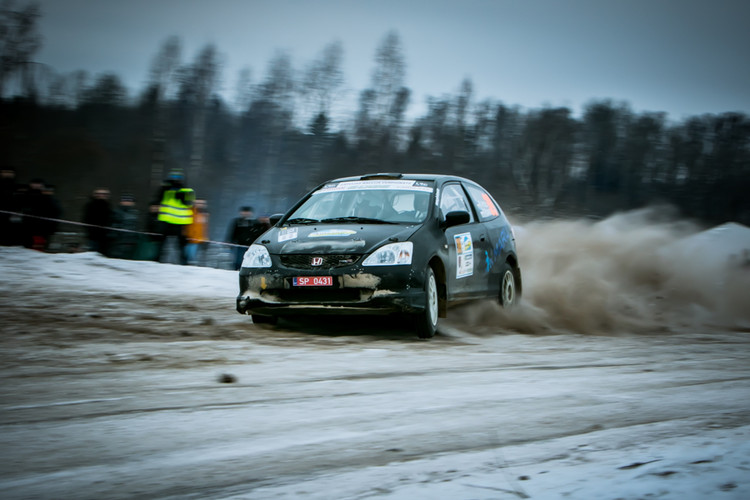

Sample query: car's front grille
[280,254,360,270]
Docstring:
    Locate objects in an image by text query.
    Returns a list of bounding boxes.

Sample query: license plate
[293,276,333,287]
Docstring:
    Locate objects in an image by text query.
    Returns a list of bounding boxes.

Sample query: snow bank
[0,247,236,297]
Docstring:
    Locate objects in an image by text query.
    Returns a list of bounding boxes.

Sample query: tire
[415,267,439,339]
[251,314,278,325]
[498,263,518,308]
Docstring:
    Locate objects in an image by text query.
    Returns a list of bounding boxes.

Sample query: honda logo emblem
[311,257,323,266]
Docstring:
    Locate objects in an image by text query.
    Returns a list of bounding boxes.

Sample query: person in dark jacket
[136,203,163,261]
[226,206,269,270]
[109,194,140,259]
[82,187,113,255]
[20,178,61,251]
[0,166,22,246]
[40,184,62,250]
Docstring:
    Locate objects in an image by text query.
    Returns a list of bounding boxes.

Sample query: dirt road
[2,267,749,499]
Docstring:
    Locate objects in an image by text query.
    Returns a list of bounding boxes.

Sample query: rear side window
[464,183,501,222]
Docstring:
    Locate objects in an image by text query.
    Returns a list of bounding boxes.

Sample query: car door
[439,182,492,299]
[462,182,514,299]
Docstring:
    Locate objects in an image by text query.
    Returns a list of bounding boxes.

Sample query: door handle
[479,234,486,242]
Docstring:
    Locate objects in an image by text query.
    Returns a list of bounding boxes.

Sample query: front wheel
[414,267,439,339]
[498,263,518,308]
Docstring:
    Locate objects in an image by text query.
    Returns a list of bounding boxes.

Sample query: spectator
[154,170,194,265]
[21,178,60,251]
[134,203,162,261]
[0,166,22,246]
[109,194,140,259]
[184,198,210,266]
[82,187,113,255]
[226,206,269,270]
[40,183,62,250]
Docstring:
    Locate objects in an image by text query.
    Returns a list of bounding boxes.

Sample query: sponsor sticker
[454,232,474,278]
[278,227,298,242]
[309,229,357,238]
[315,180,433,194]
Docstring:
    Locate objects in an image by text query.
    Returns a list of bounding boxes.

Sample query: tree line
[1,2,748,241]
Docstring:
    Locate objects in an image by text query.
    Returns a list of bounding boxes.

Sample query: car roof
[327,173,478,186]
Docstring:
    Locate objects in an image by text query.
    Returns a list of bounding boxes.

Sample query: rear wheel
[414,267,439,339]
[498,263,518,308]
[251,314,278,325]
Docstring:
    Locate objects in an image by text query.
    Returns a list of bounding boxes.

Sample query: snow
[674,222,750,263]
[239,426,750,499]
[1,212,750,499]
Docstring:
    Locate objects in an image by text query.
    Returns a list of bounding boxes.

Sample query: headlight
[362,242,413,266]
[241,244,272,268]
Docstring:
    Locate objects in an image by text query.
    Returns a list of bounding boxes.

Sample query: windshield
[287,179,434,224]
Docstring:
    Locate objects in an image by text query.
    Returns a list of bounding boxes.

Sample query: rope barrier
[0,209,252,248]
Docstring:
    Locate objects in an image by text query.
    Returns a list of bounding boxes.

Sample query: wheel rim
[501,270,515,306]
[427,272,438,326]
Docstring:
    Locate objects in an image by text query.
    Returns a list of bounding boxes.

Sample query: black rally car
[236,173,521,338]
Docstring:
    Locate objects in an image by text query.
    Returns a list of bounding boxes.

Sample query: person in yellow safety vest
[154,170,195,264]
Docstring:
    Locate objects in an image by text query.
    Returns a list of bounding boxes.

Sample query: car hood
[261,224,421,255]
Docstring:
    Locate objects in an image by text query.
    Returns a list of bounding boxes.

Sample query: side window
[439,184,475,223]
[464,183,501,222]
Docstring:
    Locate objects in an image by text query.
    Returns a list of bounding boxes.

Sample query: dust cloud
[450,207,750,336]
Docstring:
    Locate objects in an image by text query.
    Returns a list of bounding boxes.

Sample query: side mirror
[269,213,284,226]
[442,210,470,228]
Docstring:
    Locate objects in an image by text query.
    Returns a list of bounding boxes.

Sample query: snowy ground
[1,211,750,499]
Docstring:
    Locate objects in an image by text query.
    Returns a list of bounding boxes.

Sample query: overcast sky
[32,0,750,122]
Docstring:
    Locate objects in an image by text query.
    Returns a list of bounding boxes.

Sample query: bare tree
[177,43,222,184]
[147,36,182,190]
[0,0,41,96]
[355,30,410,163]
[301,40,344,123]
[46,69,67,106]
[234,66,253,113]
[187,44,221,106]
[513,107,576,209]
[44,68,88,108]
[82,73,127,106]
[622,112,665,206]
[370,30,406,124]
[241,51,297,205]
[472,98,495,154]
[257,50,295,126]
[296,41,344,184]
[454,78,472,129]
[61,69,87,109]
[148,35,181,102]
[582,100,627,195]
[452,78,473,171]
[421,96,450,157]
[492,103,522,174]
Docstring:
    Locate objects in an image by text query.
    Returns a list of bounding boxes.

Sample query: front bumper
[236,266,427,316]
